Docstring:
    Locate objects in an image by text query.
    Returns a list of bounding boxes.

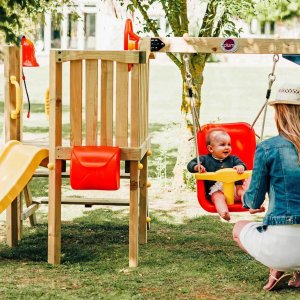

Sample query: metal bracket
[150,38,165,52]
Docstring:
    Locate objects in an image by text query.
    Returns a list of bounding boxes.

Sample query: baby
[187,129,247,221]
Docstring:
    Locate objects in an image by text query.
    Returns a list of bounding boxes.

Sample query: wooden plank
[4,45,22,142]
[57,50,146,64]
[17,192,22,240]
[140,37,300,54]
[21,202,40,221]
[48,50,63,265]
[55,136,151,161]
[129,161,139,267]
[140,64,149,142]
[116,62,129,147]
[85,59,98,145]
[100,60,114,146]
[23,184,37,226]
[130,65,140,147]
[4,45,22,247]
[70,60,82,146]
[39,198,129,206]
[139,154,148,244]
[33,170,130,179]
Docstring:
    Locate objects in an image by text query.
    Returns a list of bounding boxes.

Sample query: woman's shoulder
[259,135,292,149]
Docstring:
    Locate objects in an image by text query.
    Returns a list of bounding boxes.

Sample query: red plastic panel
[196,122,256,212]
[70,146,120,190]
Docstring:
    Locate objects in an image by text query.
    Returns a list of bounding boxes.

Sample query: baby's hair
[205,128,230,146]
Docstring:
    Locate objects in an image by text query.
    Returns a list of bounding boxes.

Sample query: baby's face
[208,132,232,160]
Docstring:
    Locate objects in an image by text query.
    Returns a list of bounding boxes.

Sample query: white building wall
[42,0,131,51]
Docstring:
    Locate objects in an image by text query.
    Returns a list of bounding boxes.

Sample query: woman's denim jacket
[243,135,300,227]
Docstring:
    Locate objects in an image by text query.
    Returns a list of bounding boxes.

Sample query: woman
[233,83,300,291]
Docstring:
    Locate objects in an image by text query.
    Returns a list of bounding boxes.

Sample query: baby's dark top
[187,154,247,196]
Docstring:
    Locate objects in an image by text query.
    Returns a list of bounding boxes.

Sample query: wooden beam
[70,60,83,146]
[139,154,148,245]
[55,137,151,161]
[21,202,40,221]
[23,185,37,226]
[33,171,130,179]
[129,161,139,267]
[39,198,129,206]
[48,50,63,265]
[57,50,147,64]
[4,45,22,247]
[140,37,300,54]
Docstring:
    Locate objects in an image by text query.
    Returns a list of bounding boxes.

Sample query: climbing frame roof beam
[140,37,300,54]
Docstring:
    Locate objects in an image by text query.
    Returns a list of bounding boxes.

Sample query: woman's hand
[249,206,265,214]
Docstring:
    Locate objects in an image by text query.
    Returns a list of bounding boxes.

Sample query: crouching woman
[233,83,300,291]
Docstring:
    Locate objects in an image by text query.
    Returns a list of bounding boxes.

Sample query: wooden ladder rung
[39,197,129,206]
[33,171,130,179]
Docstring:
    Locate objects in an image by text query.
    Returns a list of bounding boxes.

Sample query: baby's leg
[234,185,246,202]
[211,191,230,221]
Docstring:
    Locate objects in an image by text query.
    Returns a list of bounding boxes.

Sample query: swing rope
[251,54,279,141]
[183,54,201,171]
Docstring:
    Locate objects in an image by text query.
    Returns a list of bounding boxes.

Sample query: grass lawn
[0,210,299,299]
[1,61,300,299]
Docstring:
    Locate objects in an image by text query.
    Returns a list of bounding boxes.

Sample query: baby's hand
[200,165,206,173]
[233,165,245,174]
[194,164,206,173]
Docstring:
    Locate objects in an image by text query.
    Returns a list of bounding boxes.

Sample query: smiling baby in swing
[187,128,249,221]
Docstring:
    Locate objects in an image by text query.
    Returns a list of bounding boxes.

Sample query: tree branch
[198,0,218,37]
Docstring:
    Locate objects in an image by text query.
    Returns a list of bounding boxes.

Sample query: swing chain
[268,54,279,91]
[251,54,280,136]
[253,54,280,141]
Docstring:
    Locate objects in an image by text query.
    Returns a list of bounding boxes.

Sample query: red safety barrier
[70,146,120,190]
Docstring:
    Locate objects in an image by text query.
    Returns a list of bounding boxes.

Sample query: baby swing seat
[195,122,256,213]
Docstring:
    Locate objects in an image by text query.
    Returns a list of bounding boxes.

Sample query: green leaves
[1,0,73,43]
[254,0,300,22]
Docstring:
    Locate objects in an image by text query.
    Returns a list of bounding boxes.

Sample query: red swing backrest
[196,122,256,212]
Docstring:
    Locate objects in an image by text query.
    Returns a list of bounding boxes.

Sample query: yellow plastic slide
[0,140,49,214]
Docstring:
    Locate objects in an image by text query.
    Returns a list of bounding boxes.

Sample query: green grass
[0,210,298,299]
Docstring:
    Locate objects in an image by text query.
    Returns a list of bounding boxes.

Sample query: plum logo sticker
[220,38,238,53]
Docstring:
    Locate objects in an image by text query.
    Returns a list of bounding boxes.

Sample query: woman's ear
[207,145,213,153]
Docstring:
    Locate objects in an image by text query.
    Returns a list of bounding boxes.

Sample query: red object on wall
[196,122,256,213]
[21,36,39,67]
[124,19,140,71]
[70,146,120,190]
[124,19,140,50]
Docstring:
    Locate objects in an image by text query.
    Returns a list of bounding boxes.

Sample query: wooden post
[129,161,139,267]
[139,154,148,244]
[48,50,63,264]
[4,45,22,247]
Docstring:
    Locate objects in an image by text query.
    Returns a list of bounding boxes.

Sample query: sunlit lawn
[1,59,300,299]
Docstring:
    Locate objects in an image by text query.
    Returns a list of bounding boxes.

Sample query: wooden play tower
[47,49,151,266]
